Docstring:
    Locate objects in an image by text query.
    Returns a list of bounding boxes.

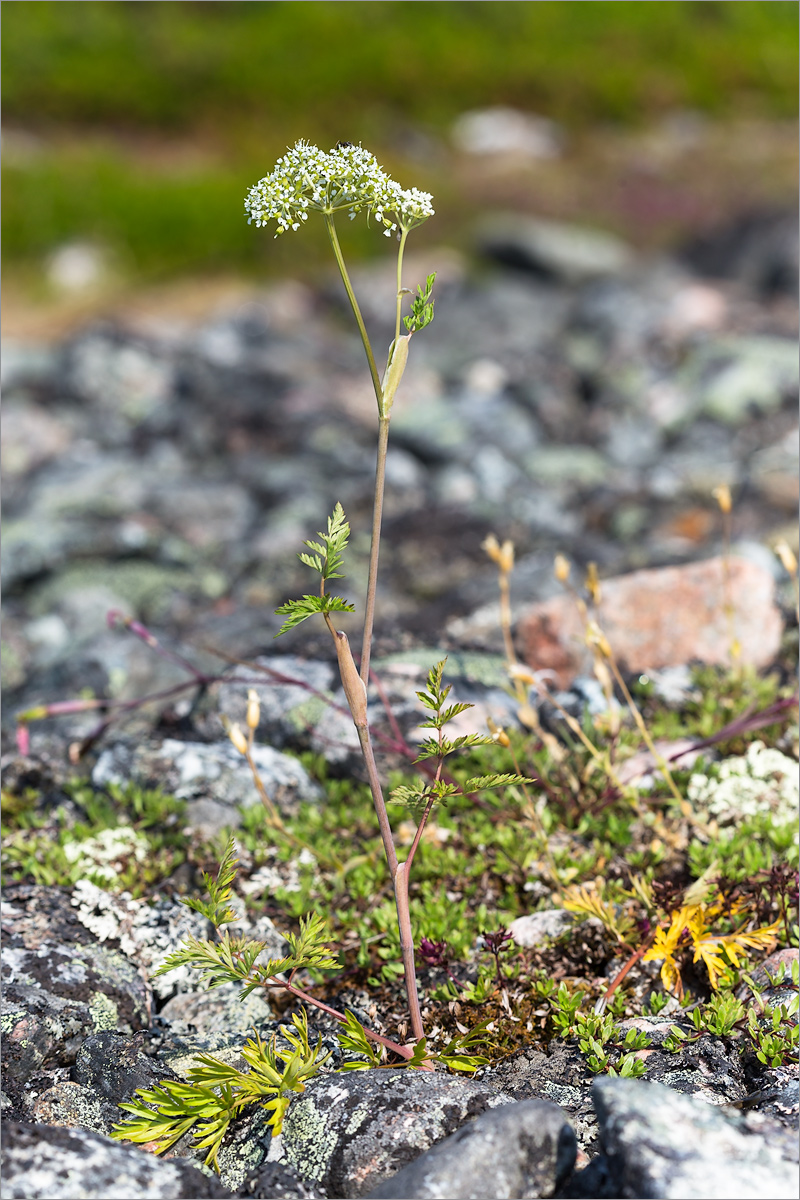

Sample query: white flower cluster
[688,740,798,824]
[244,140,434,237]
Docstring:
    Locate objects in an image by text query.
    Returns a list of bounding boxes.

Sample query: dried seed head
[585,563,601,606]
[712,484,732,514]
[585,620,612,659]
[227,722,249,757]
[246,689,261,731]
[498,539,515,574]
[482,534,501,565]
[774,540,798,576]
[554,554,571,584]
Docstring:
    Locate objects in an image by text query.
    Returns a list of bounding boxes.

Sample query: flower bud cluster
[244,140,433,237]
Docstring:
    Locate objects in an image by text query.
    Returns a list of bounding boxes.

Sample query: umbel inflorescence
[244,139,434,236]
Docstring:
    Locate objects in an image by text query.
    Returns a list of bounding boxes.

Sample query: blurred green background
[3,0,798,296]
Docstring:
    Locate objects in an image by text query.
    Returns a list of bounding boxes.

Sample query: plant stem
[267,976,432,1067]
[395,226,409,342]
[391,860,425,1041]
[323,211,425,1044]
[324,212,383,410]
[360,416,390,685]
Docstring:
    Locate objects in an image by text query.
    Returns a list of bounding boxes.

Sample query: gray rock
[687,335,798,425]
[2,1121,227,1199]
[507,909,574,948]
[366,1098,576,1199]
[277,1069,514,1198]
[91,736,322,832]
[478,215,634,283]
[67,880,289,1003]
[1,884,151,1094]
[592,1076,798,1199]
[218,655,361,766]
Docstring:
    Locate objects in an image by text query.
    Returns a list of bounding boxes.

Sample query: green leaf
[274,594,355,637]
[301,503,351,581]
[413,733,494,762]
[404,273,436,335]
[336,1010,383,1067]
[462,773,537,791]
[182,835,239,927]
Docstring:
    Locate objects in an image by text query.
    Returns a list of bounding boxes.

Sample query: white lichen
[688,740,798,824]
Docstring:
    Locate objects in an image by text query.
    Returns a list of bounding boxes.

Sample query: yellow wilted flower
[643,901,780,996]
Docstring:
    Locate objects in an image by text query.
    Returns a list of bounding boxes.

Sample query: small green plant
[112,1010,329,1168]
[1,780,187,895]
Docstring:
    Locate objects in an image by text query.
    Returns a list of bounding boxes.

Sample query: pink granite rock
[517,556,783,688]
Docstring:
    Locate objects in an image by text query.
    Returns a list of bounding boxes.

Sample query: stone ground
[1,205,798,1198]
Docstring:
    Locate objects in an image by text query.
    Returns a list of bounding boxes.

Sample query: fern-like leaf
[182,834,239,927]
[414,733,494,762]
[274,594,355,637]
[463,773,536,791]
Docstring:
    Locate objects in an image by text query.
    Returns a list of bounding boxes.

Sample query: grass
[3,1,798,285]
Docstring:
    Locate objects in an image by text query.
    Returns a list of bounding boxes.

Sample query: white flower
[244,140,433,237]
[688,740,798,824]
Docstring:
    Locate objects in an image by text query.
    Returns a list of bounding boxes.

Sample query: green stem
[324,212,384,411]
[394,226,410,342]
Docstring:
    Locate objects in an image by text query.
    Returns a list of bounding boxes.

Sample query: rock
[72,1030,180,1107]
[158,981,276,1034]
[452,107,563,159]
[478,215,634,284]
[234,1159,325,1198]
[91,736,322,835]
[366,1098,575,1199]
[30,1080,121,1137]
[681,335,798,425]
[1,1120,228,1199]
[508,909,574,948]
[591,1076,798,1199]
[1,884,151,1099]
[517,556,783,688]
[66,880,289,1004]
[218,655,361,767]
[277,1069,514,1198]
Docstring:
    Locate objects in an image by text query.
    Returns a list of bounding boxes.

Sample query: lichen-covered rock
[1,884,151,1102]
[277,1069,514,1198]
[2,1121,229,1200]
[592,1076,798,1199]
[91,736,323,835]
[365,1098,576,1198]
[30,1080,121,1137]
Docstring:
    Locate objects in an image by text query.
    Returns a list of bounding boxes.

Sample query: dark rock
[592,1076,797,1199]
[278,1069,514,1198]
[2,903,150,1089]
[72,1030,180,1104]
[365,1098,576,1199]
[233,1159,326,1198]
[1,1120,228,1199]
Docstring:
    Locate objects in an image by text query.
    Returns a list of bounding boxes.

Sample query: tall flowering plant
[241,143,527,1047]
